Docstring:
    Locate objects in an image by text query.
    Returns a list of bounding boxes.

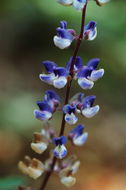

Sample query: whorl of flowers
[18,0,110,189]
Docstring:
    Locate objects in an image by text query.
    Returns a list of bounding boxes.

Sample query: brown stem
[39,2,88,190]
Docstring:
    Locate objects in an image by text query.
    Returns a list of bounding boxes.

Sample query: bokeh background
[0,0,126,190]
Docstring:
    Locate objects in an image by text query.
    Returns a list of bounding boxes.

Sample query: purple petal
[36,101,52,112]
[87,58,100,69]
[77,67,92,78]
[69,124,85,139]
[63,104,76,114]
[53,136,67,146]
[83,95,96,108]
[66,56,83,72]
[53,67,69,77]
[60,21,67,29]
[42,61,57,73]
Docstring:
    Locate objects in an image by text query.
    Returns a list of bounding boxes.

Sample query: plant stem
[39,2,88,190]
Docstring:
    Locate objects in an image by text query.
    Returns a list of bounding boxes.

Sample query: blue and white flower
[63,104,78,125]
[81,95,100,118]
[76,58,104,90]
[84,21,97,41]
[95,0,110,6]
[40,60,69,89]
[68,124,88,146]
[34,91,60,121]
[70,93,100,118]
[53,136,67,159]
[53,21,76,49]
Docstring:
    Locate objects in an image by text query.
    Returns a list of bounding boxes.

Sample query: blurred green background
[0,0,126,190]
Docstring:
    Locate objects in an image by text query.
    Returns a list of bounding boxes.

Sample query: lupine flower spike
[18,0,110,189]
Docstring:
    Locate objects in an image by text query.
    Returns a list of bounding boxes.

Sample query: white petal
[78,77,94,90]
[65,113,78,125]
[73,132,88,146]
[28,167,44,179]
[73,0,86,10]
[96,0,110,6]
[53,76,67,89]
[53,145,67,159]
[82,105,100,118]
[53,36,72,49]
[34,110,52,121]
[58,0,73,6]
[39,73,55,85]
[60,176,76,187]
[88,27,97,41]
[71,161,80,174]
[31,142,48,154]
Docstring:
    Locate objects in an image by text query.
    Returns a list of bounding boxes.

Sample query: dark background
[0,0,126,189]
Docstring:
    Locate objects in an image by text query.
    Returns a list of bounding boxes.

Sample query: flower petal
[95,0,110,6]
[53,36,72,49]
[58,0,73,6]
[73,0,86,10]
[82,105,100,118]
[39,73,55,84]
[65,113,78,125]
[60,176,76,187]
[89,69,104,81]
[73,132,88,146]
[78,77,94,90]
[53,145,67,159]
[31,142,48,154]
[42,61,57,73]
[34,110,52,121]
[87,58,100,69]
[53,76,67,89]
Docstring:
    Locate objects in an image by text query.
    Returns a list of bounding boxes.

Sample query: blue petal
[39,73,55,84]
[87,58,100,70]
[73,0,87,10]
[83,95,96,108]
[66,56,83,72]
[73,132,88,146]
[45,90,60,102]
[65,113,78,125]
[78,77,94,90]
[82,105,100,118]
[89,69,104,81]
[53,136,67,145]
[53,67,69,77]
[34,110,52,121]
[84,21,97,41]
[60,21,67,29]
[56,28,74,40]
[53,36,72,49]
[53,77,67,89]
[69,124,85,138]
[58,0,73,6]
[84,21,97,32]
[36,101,52,112]
[77,67,92,78]
[53,145,67,159]
[63,104,76,114]
[42,61,57,73]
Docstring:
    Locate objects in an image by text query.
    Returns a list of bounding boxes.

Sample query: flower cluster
[18,0,110,189]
